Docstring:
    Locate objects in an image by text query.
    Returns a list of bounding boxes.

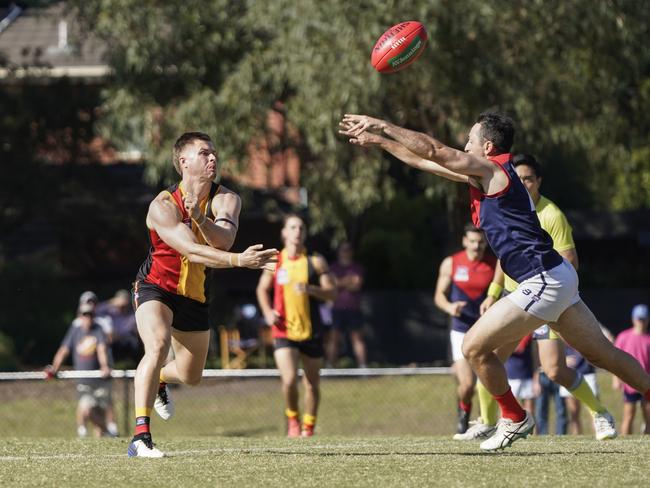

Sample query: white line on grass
[0,444,372,462]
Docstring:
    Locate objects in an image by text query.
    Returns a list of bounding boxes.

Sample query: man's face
[515,164,542,201]
[462,231,487,257]
[464,123,489,157]
[282,217,306,247]
[79,312,94,329]
[180,139,218,180]
[633,318,649,331]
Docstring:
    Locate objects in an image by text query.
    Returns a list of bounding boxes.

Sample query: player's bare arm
[148,194,277,270]
[340,114,492,180]
[295,256,337,302]
[182,187,241,251]
[480,260,504,314]
[256,270,279,326]
[559,248,579,270]
[312,256,337,301]
[342,129,470,184]
[434,256,466,317]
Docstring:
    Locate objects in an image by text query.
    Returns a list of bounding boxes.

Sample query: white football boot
[153,383,175,420]
[593,411,617,440]
[479,412,535,451]
[127,434,165,458]
[453,418,497,440]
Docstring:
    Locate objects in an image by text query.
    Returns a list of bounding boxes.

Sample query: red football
[371,21,428,73]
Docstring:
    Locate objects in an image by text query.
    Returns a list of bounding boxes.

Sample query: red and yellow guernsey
[272,249,323,341]
[136,183,219,304]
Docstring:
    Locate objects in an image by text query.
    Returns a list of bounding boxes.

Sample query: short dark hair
[282,212,306,228]
[172,132,212,175]
[463,223,483,236]
[476,112,514,154]
[512,153,542,178]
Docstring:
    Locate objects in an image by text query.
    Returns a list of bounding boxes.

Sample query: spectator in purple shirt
[326,242,367,368]
[96,289,141,366]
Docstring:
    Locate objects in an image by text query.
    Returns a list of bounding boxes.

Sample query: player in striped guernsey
[340,111,650,451]
[256,214,336,437]
[128,132,277,458]
[434,224,495,434]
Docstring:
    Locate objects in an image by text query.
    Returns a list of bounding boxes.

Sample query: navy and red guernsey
[449,251,496,332]
[469,153,563,283]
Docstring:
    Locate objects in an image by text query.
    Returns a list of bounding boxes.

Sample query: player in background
[613,304,650,435]
[128,132,277,457]
[434,224,495,434]
[458,154,616,441]
[257,214,336,438]
[339,111,650,451]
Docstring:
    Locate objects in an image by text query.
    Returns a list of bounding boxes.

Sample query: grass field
[2,372,645,438]
[1,435,649,487]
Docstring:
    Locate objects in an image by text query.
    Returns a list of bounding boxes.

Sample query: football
[371,21,428,73]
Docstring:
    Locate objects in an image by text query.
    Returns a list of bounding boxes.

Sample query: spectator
[613,304,650,435]
[327,242,367,368]
[96,289,140,365]
[47,301,113,438]
[74,291,118,437]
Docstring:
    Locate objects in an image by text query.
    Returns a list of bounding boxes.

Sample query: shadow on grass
[219,427,278,437]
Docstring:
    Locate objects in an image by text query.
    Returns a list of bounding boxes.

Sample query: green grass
[0,373,646,437]
[1,436,649,487]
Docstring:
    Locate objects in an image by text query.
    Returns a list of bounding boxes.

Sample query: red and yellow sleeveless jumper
[272,249,323,341]
[136,183,219,304]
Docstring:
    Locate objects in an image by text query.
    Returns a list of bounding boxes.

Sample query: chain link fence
[0,368,463,438]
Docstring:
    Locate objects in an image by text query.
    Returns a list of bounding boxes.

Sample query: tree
[69,0,650,242]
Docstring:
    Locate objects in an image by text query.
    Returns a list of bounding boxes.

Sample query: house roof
[0,1,109,79]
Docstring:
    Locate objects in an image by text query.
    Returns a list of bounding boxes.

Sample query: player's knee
[146,336,171,359]
[461,336,479,362]
[184,372,203,386]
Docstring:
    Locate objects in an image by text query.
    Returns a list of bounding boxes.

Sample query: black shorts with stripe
[132,281,209,332]
[274,335,324,358]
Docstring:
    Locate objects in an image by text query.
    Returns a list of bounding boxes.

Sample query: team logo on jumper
[522,289,532,296]
[454,266,469,282]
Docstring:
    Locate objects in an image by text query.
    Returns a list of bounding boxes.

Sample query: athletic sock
[303,414,316,430]
[569,376,606,415]
[285,408,299,420]
[494,387,526,422]
[459,400,472,414]
[135,416,150,436]
[477,381,499,426]
[134,407,151,436]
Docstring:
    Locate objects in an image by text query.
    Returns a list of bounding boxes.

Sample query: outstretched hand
[238,244,278,272]
[339,114,386,137]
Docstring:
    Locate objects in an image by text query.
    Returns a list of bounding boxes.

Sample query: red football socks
[135,416,150,436]
[459,400,472,414]
[494,388,526,422]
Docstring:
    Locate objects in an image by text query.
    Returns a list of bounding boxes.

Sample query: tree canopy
[68,0,650,239]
